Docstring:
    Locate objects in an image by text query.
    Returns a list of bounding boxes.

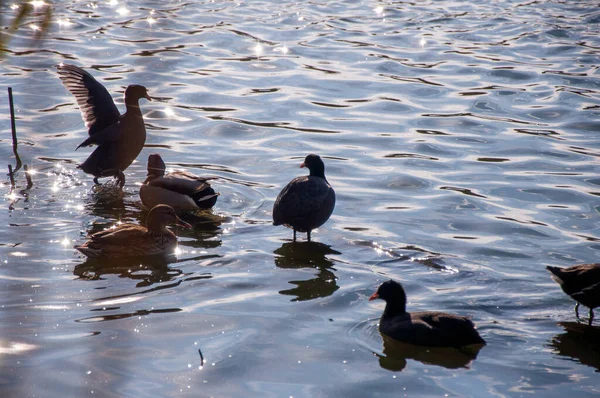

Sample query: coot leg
[293,229,297,242]
[116,170,126,188]
[575,302,580,319]
[589,308,594,326]
[93,177,100,185]
[307,230,311,242]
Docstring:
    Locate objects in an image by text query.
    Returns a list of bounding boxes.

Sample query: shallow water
[1,0,600,396]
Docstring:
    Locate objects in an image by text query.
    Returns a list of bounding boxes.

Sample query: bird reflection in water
[274,242,341,301]
[377,334,484,372]
[549,322,600,372]
[83,186,128,221]
[173,211,224,253]
[73,255,182,288]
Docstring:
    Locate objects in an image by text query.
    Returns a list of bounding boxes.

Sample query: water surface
[1,1,600,397]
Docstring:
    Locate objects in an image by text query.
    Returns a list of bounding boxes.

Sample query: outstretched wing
[76,122,122,149]
[57,64,121,136]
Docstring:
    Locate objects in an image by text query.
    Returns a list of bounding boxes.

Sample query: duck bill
[175,216,192,229]
[145,94,152,101]
[368,292,379,301]
[300,162,306,168]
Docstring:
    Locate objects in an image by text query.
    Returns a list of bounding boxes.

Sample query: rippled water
[1,0,600,396]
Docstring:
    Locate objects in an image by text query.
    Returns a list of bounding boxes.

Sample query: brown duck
[139,153,218,212]
[369,280,486,349]
[547,263,600,325]
[273,154,335,242]
[57,64,151,187]
[74,205,191,258]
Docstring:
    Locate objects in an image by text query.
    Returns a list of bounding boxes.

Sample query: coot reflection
[274,242,341,301]
[377,334,482,372]
[549,321,600,372]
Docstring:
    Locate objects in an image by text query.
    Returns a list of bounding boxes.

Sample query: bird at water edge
[74,204,191,258]
[57,63,151,188]
[272,154,335,242]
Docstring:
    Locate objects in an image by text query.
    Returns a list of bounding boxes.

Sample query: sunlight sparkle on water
[148,9,156,25]
[254,43,263,57]
[107,0,118,5]
[164,107,175,117]
[30,0,45,8]
[420,36,427,47]
[116,6,129,16]
[57,18,73,27]
[29,24,40,32]
[61,238,70,247]
[374,6,384,16]
[7,192,17,201]
[10,3,19,10]
[275,45,289,54]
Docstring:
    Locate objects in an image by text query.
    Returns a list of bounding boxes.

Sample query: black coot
[370,280,486,348]
[273,154,335,242]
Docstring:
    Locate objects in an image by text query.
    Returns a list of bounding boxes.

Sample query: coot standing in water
[273,154,335,242]
[547,263,600,325]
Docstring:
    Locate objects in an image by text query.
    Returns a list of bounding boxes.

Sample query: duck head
[146,153,167,179]
[124,84,151,105]
[146,204,192,233]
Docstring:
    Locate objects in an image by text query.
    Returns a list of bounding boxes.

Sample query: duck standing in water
[369,280,486,349]
[273,154,335,242]
[57,64,151,188]
[547,263,600,325]
[139,153,219,212]
[74,205,191,258]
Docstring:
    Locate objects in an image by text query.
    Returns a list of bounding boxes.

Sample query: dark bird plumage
[547,263,600,325]
[369,280,486,348]
[74,205,191,258]
[57,64,151,187]
[140,153,219,211]
[272,154,335,242]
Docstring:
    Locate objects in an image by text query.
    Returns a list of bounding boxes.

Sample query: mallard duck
[57,64,151,187]
[272,154,335,242]
[139,153,219,212]
[369,280,486,348]
[74,205,191,258]
[547,263,600,325]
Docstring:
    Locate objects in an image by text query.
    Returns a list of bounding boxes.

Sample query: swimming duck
[272,154,335,242]
[369,280,486,348]
[57,64,151,187]
[139,153,219,212]
[74,205,191,258]
[547,263,600,325]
